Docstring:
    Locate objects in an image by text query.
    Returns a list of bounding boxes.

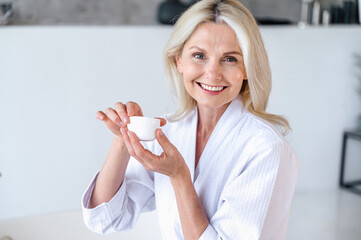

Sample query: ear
[175,55,183,74]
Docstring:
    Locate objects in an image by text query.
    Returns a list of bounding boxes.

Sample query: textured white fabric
[82,96,300,239]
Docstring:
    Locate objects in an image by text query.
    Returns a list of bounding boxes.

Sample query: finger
[156,128,175,156]
[155,117,167,127]
[105,108,122,127]
[120,127,136,157]
[97,111,120,131]
[96,111,106,121]
[95,111,120,135]
[126,101,143,117]
[114,102,128,126]
[128,130,158,166]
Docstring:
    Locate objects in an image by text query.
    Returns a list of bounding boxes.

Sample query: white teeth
[200,83,224,92]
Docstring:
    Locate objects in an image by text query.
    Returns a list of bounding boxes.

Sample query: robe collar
[182,95,246,183]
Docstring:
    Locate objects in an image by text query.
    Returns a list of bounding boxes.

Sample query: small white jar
[127,116,161,141]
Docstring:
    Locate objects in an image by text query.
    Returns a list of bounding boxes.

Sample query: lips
[197,82,227,92]
[195,82,227,96]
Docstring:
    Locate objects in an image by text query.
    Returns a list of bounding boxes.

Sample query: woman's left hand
[121,127,189,180]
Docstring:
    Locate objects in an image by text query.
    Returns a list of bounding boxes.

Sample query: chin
[195,97,231,110]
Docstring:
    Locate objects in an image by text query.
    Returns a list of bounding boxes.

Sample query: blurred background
[0,0,360,25]
[0,0,361,240]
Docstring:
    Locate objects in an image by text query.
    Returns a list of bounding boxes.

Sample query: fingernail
[159,129,164,136]
[120,122,124,127]
[123,116,128,124]
[99,115,103,120]
[127,131,132,138]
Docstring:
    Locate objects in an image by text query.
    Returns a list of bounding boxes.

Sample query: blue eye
[225,57,237,62]
[193,53,204,59]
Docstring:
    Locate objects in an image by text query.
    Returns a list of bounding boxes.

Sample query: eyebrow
[189,46,242,56]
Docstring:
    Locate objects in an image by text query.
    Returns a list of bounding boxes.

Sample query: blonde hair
[163,0,290,135]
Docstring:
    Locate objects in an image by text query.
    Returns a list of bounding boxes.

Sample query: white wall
[0,26,173,221]
[0,26,361,224]
[261,26,361,191]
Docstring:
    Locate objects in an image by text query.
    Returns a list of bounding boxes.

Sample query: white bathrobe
[82,96,300,240]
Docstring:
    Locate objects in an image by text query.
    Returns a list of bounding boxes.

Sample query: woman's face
[176,22,247,110]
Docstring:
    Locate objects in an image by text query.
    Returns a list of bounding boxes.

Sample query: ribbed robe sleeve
[199,139,299,240]
[81,156,156,235]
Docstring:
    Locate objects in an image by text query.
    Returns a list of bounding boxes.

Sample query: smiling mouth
[197,82,227,92]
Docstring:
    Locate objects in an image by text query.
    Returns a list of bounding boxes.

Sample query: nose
[205,60,222,82]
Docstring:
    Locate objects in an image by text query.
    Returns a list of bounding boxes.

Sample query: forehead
[184,22,241,51]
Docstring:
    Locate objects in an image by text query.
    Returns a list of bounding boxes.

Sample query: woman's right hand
[96,101,167,140]
[96,101,144,137]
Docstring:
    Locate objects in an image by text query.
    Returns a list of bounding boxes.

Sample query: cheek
[182,64,203,82]
[236,72,245,80]
[224,68,245,82]
[223,69,245,93]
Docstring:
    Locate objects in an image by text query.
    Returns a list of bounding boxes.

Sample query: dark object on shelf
[356,0,360,23]
[339,130,361,196]
[0,2,13,25]
[157,0,188,25]
[331,5,344,23]
[256,17,293,25]
[307,1,314,24]
[1,2,12,14]
[344,0,357,23]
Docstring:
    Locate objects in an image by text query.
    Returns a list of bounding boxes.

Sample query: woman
[82,0,300,239]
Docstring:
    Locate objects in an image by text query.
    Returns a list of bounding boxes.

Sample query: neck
[196,102,230,137]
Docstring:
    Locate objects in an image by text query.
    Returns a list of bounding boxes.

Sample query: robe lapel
[177,108,198,183]
[194,96,244,185]
[176,96,244,184]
